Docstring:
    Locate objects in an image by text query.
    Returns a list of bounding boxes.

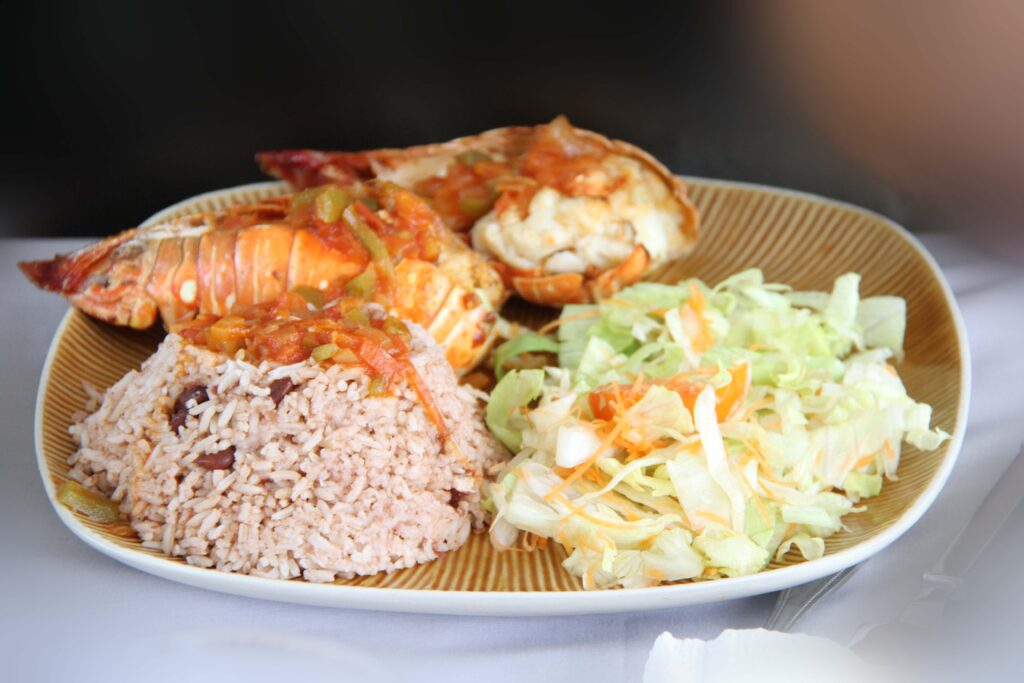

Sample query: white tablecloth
[3,235,1023,682]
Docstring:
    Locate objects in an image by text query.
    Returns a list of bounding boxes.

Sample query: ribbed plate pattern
[37,179,964,594]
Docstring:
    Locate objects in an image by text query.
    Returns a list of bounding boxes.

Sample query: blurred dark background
[0,0,906,238]
[3,0,1021,245]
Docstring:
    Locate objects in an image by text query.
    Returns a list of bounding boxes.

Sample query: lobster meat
[257,116,700,305]
[20,182,507,373]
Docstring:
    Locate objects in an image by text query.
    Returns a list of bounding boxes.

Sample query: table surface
[3,235,1023,682]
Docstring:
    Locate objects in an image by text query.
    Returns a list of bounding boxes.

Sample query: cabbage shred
[485,269,947,589]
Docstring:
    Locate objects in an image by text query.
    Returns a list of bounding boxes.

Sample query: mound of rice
[68,322,507,582]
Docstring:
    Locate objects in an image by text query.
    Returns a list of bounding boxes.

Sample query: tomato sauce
[413,154,510,232]
[173,299,448,438]
[284,183,444,263]
[520,116,616,197]
[174,182,452,437]
[409,117,614,231]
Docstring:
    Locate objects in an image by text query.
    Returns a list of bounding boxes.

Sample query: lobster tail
[19,230,157,328]
[256,118,700,306]
[18,231,132,295]
[18,257,62,291]
[19,184,507,370]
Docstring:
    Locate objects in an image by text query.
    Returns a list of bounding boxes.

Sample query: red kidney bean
[169,384,208,433]
[269,377,295,407]
[194,446,235,470]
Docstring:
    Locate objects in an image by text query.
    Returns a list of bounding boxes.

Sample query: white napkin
[643,629,884,683]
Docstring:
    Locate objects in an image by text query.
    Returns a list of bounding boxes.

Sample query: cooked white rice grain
[68,324,507,582]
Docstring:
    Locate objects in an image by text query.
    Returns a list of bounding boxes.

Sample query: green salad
[485,269,947,589]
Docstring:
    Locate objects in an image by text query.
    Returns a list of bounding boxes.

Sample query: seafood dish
[258,116,700,305]
[22,119,948,590]
[20,181,506,374]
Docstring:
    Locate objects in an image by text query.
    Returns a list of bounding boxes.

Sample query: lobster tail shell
[19,257,61,292]
[257,119,699,245]
[19,230,135,294]
[256,126,535,193]
[19,185,507,373]
[258,117,700,305]
[19,230,158,327]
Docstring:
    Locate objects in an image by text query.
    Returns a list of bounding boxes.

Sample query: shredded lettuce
[694,526,771,577]
[486,369,545,451]
[492,333,560,380]
[485,270,948,589]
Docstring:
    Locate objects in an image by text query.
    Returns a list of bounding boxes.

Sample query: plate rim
[34,177,971,616]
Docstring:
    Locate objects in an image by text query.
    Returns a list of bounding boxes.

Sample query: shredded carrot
[854,453,875,470]
[581,476,689,521]
[555,530,574,555]
[693,509,731,527]
[570,506,652,531]
[737,396,771,423]
[741,477,773,527]
[444,436,471,467]
[883,440,896,462]
[554,491,651,531]
[733,437,784,484]
[715,361,751,422]
[548,413,626,499]
[581,467,608,486]
[601,298,639,309]
[682,282,715,354]
[523,532,549,552]
[354,337,447,439]
[688,282,706,313]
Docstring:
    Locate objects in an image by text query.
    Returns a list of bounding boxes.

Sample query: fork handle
[764,566,859,632]
[896,444,1024,627]
[928,445,1024,582]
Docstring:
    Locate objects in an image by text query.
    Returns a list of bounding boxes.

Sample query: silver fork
[764,565,858,632]
[765,444,1024,637]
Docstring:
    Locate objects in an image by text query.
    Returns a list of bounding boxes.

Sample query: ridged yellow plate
[35,180,969,615]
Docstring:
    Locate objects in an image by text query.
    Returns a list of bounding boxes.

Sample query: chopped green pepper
[292,285,326,309]
[292,187,321,208]
[345,308,370,327]
[311,343,340,362]
[366,376,388,396]
[345,266,377,297]
[359,196,380,211]
[56,480,121,523]
[332,348,358,364]
[383,315,410,339]
[456,150,491,166]
[345,207,390,263]
[458,195,494,218]
[315,186,351,223]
